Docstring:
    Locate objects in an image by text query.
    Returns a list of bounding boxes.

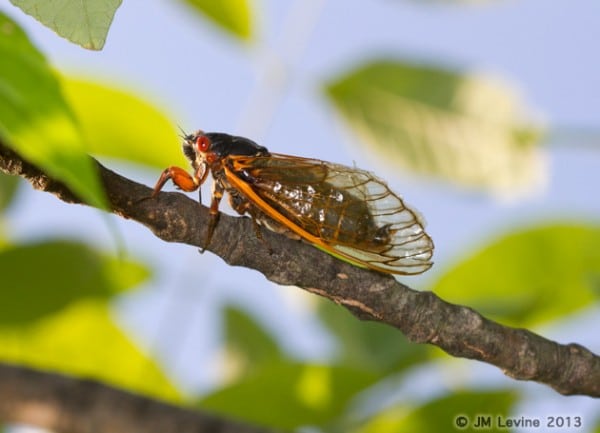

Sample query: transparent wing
[227,154,434,275]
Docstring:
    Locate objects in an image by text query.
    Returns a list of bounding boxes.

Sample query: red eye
[196,135,211,152]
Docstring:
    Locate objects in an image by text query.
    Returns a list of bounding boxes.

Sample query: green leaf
[353,390,517,433]
[0,240,150,324]
[318,300,430,374]
[223,306,283,376]
[0,300,181,401]
[0,172,19,212]
[325,60,544,197]
[200,361,377,430]
[0,13,106,208]
[432,224,600,327]
[61,77,185,168]
[199,305,378,430]
[9,0,122,50]
[182,0,252,40]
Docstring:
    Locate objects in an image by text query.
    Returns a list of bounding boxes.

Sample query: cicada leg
[152,164,219,252]
[228,191,276,253]
[152,164,209,197]
[152,166,197,196]
[244,207,264,242]
[202,181,224,252]
[228,190,302,256]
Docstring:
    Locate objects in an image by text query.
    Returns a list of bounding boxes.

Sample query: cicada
[153,131,434,275]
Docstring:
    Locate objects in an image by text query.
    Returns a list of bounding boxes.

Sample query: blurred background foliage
[1,0,599,432]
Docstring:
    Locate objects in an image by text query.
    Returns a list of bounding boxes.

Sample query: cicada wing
[313,163,433,274]
[227,154,434,275]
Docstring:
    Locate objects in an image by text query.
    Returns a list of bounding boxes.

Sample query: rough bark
[1,142,599,405]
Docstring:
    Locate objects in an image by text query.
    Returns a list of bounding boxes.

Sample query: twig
[1,142,599,398]
[0,362,277,433]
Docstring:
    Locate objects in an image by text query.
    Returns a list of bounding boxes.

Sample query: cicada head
[182,130,270,171]
[181,131,225,170]
[181,130,205,170]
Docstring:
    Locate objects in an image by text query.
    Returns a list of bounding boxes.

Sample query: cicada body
[153,131,434,275]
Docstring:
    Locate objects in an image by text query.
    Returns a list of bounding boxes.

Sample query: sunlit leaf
[200,361,376,430]
[325,60,545,198]
[0,173,19,212]
[9,0,122,50]
[0,240,150,324]
[181,0,252,40]
[353,390,516,433]
[0,301,181,401]
[318,300,430,374]
[61,77,184,168]
[199,305,378,430]
[432,224,600,327]
[0,13,106,208]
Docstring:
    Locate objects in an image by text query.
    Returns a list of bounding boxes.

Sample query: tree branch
[0,362,276,433]
[1,142,599,398]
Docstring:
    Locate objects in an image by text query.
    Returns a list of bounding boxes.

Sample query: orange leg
[152,166,201,197]
[202,182,225,252]
[153,164,222,251]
